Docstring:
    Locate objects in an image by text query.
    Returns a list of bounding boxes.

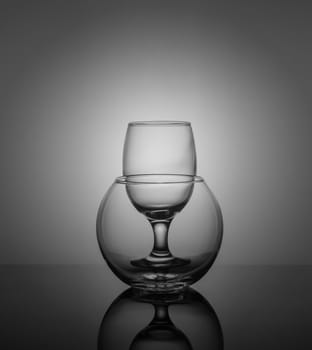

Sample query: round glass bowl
[97,175,223,292]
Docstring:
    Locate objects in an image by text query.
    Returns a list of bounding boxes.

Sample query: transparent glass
[97,175,223,292]
[98,288,223,350]
[123,121,197,176]
[97,120,223,292]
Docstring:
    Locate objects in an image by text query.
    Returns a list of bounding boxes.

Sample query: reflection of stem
[150,304,172,325]
[150,220,172,258]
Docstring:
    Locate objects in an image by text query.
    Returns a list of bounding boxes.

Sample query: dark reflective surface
[98,288,223,350]
[1,265,312,349]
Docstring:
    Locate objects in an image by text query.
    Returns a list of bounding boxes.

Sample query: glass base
[131,255,190,269]
[131,280,189,294]
[130,254,191,293]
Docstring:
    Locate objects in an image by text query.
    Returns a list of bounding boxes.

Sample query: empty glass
[126,174,194,269]
[123,121,197,176]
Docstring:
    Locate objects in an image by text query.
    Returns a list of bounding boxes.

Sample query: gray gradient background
[1,0,311,265]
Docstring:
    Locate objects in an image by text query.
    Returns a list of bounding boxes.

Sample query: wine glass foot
[131,255,190,269]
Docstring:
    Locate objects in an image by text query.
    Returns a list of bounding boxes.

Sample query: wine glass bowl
[123,121,197,176]
[125,174,194,221]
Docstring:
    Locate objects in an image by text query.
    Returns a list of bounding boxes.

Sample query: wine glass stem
[150,220,172,258]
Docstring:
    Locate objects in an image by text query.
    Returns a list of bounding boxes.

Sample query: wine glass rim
[116,174,203,184]
[128,120,191,126]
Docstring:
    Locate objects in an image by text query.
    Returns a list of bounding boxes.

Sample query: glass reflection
[98,288,223,350]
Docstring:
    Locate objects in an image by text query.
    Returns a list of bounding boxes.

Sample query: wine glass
[123,121,197,269]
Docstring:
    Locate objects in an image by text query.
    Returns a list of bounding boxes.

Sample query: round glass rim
[115,175,203,184]
[128,120,191,127]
